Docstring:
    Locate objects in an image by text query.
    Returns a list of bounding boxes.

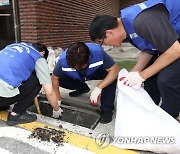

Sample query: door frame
[12,0,20,42]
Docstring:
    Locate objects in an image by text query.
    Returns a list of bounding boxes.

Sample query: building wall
[18,0,120,48]
[119,0,144,9]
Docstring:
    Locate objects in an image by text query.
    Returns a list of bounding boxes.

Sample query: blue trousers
[59,68,117,111]
[0,73,41,114]
[144,55,180,118]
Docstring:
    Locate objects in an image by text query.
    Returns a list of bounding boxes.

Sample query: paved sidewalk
[0,111,142,154]
[102,43,140,61]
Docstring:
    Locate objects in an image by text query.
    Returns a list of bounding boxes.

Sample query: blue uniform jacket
[59,43,103,81]
[120,0,180,54]
[0,43,42,88]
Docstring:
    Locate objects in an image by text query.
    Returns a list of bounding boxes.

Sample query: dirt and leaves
[29,126,66,146]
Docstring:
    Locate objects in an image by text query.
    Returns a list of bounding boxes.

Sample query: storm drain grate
[28,100,100,129]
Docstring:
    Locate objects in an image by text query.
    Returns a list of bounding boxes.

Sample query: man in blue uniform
[89,0,180,120]
[52,42,119,123]
[0,42,63,126]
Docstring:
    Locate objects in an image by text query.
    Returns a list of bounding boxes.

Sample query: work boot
[69,85,90,97]
[7,111,37,126]
[176,117,180,123]
[99,110,113,124]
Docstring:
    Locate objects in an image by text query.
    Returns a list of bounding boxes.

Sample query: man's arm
[131,51,153,72]
[42,84,59,111]
[97,64,119,89]
[90,63,119,105]
[35,58,62,117]
[51,74,61,101]
[140,41,180,79]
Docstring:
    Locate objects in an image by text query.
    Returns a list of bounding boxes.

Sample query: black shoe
[176,117,180,123]
[69,86,90,97]
[99,110,113,124]
[7,112,37,126]
[0,106,10,111]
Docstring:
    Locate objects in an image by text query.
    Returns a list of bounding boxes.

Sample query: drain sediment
[29,127,65,146]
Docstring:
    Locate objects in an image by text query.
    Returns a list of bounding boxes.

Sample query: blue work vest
[0,43,42,88]
[59,43,103,81]
[120,0,180,54]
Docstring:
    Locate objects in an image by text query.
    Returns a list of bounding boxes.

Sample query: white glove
[90,87,102,106]
[58,100,63,112]
[121,71,145,87]
[52,107,63,118]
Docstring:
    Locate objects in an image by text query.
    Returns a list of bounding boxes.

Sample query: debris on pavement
[29,127,66,146]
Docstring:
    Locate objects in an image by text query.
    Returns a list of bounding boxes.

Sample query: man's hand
[52,108,63,118]
[121,71,145,87]
[90,87,102,106]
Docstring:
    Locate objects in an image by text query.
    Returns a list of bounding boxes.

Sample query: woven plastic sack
[114,69,180,154]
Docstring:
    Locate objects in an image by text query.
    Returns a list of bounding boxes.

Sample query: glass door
[0,0,17,50]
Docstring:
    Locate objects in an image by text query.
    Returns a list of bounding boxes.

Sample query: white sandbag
[114,69,180,154]
[47,47,56,73]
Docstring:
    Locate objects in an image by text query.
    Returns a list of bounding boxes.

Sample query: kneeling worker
[52,42,119,123]
[0,42,63,126]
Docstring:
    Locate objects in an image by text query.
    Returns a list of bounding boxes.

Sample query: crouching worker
[52,42,119,123]
[0,42,63,126]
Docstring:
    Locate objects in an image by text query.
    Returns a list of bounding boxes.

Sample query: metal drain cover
[29,100,100,129]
